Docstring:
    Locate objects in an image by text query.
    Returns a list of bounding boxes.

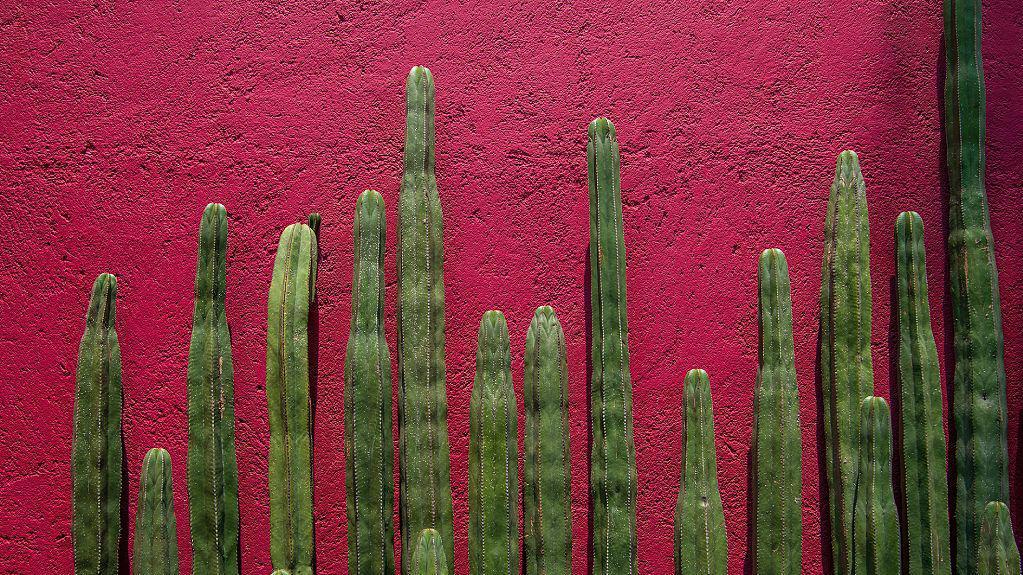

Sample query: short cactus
[344,190,395,575]
[397,65,455,575]
[266,221,319,575]
[523,306,572,575]
[71,273,124,575]
[133,448,179,575]
[588,117,638,575]
[411,529,448,575]
[894,212,950,575]
[674,369,727,575]
[819,150,873,575]
[468,311,519,575]
[977,502,1021,575]
[751,249,801,575]
[851,397,900,575]
[186,203,240,575]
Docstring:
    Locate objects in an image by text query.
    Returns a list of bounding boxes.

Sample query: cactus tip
[588,117,616,141]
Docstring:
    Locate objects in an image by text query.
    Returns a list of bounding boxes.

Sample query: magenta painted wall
[1,0,1021,573]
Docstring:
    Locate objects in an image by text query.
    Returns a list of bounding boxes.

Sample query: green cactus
[266,222,318,575]
[411,529,448,575]
[71,273,123,575]
[674,369,727,575]
[978,502,1021,575]
[133,448,179,575]
[344,190,395,575]
[819,150,873,575]
[523,306,572,575]
[397,64,455,575]
[894,212,951,575]
[751,249,801,575]
[944,0,1009,571]
[468,311,519,575]
[851,397,900,575]
[588,117,638,575]
[186,203,240,575]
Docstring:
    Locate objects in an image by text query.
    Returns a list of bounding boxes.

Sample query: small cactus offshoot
[851,397,900,575]
[133,448,179,575]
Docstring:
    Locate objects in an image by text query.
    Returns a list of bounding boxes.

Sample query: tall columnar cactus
[397,64,455,575]
[71,273,123,575]
[944,0,1009,571]
[186,203,240,575]
[819,150,873,575]
[411,529,449,575]
[894,212,951,575]
[523,306,572,575]
[752,249,801,575]
[133,448,179,575]
[266,222,319,575]
[588,117,638,575]
[674,369,727,575]
[468,311,519,575]
[344,190,395,575]
[977,503,1021,575]
[851,397,900,575]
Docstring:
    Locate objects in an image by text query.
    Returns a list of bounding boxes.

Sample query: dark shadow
[309,216,321,573]
[889,275,910,575]
[814,325,835,575]
[584,246,594,575]
[229,322,244,574]
[119,429,130,574]
[744,414,756,575]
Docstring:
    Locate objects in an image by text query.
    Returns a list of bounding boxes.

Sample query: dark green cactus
[266,222,318,575]
[72,273,123,575]
[978,502,1021,575]
[944,0,1009,571]
[894,212,951,575]
[851,397,900,575]
[819,150,873,575]
[752,249,801,575]
[344,190,395,575]
[674,369,727,575]
[133,448,179,575]
[468,311,519,575]
[523,306,572,575]
[397,65,455,575]
[411,529,448,575]
[186,203,240,575]
[588,117,638,575]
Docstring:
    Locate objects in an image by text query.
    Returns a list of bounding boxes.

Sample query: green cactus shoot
[978,502,1021,575]
[411,529,448,575]
[851,397,900,575]
[133,448,179,575]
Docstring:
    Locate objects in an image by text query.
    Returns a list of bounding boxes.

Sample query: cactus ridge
[851,397,901,575]
[266,222,318,574]
[187,203,240,575]
[133,448,179,575]
[72,273,123,575]
[345,190,395,575]
[398,65,455,575]
[411,529,449,575]
[752,249,802,575]
[978,502,1021,575]
[588,117,638,575]
[523,306,572,575]
[468,311,519,575]
[894,212,951,575]
[819,150,873,575]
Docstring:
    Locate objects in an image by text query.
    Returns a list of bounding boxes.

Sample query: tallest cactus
[398,65,455,575]
[588,117,638,575]
[944,0,1009,572]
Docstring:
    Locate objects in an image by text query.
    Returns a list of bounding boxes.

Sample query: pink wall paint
[1,0,1020,573]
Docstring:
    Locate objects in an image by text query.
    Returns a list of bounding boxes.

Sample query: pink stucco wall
[1,0,1021,573]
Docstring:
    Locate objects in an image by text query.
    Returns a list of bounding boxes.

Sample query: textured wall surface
[1,0,1021,573]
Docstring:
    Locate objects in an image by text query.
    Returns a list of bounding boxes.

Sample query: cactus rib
[851,397,901,575]
[977,502,1021,575]
[133,448,179,575]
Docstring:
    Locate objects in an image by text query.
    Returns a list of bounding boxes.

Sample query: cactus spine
[819,150,873,575]
[944,0,1009,569]
[851,397,900,575]
[71,273,123,575]
[523,306,572,575]
[978,503,1021,575]
[674,369,727,575]
[752,249,801,575]
[397,65,455,575]
[894,212,951,575]
[186,203,240,575]
[468,311,519,575]
[266,222,318,575]
[411,529,449,575]
[133,448,179,575]
[587,117,638,575]
[345,190,395,575]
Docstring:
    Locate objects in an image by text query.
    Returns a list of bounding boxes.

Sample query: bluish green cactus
[977,502,1021,575]
[851,396,900,575]
[133,448,179,575]
[411,529,448,575]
